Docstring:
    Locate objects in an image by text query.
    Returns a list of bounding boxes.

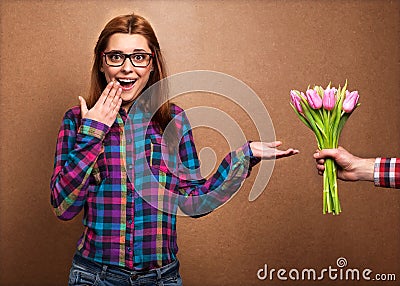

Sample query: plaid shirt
[50,104,259,271]
[374,158,400,189]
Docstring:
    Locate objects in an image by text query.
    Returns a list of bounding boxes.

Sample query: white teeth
[118,79,136,83]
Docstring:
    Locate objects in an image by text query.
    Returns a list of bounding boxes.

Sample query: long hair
[87,13,172,133]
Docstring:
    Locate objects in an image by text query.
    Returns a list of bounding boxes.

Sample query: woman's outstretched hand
[250,141,299,160]
[79,81,123,127]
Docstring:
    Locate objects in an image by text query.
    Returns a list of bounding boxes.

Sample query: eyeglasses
[102,51,154,67]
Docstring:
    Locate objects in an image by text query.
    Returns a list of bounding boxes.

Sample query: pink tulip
[343,90,359,112]
[323,87,336,110]
[290,90,303,113]
[305,88,323,109]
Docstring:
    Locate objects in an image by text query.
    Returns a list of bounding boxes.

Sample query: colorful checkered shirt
[374,158,400,188]
[50,104,260,271]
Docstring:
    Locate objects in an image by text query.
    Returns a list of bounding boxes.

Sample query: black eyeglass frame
[102,51,154,67]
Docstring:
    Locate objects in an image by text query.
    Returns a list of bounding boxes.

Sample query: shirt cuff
[78,118,110,140]
[373,157,381,187]
[244,141,261,168]
[374,157,400,189]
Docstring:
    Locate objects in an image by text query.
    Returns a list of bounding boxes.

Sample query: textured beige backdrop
[0,0,399,285]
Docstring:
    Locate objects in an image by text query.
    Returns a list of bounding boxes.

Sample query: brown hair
[87,13,172,132]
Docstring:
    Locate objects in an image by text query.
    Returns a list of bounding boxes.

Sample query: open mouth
[117,78,136,90]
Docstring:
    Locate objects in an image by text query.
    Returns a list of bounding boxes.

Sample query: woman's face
[101,33,153,110]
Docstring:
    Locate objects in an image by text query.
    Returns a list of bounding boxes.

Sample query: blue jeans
[68,253,183,286]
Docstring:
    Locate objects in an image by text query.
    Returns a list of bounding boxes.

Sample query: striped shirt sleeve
[374,157,400,189]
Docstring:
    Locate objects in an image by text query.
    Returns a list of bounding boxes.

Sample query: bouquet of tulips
[290,81,360,215]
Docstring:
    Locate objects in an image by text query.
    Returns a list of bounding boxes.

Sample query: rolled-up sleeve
[374,157,400,189]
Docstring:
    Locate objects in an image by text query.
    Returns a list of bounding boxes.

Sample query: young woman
[50,13,298,286]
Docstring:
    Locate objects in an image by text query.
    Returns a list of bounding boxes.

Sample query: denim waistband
[72,252,179,281]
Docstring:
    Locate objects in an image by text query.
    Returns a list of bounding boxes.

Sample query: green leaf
[299,101,323,146]
[290,103,313,130]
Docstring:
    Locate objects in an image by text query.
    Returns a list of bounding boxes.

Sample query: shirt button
[127,139,132,144]
[128,219,132,224]
[128,164,133,170]
[127,247,132,252]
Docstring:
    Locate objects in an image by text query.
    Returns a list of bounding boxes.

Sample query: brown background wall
[1,0,399,285]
